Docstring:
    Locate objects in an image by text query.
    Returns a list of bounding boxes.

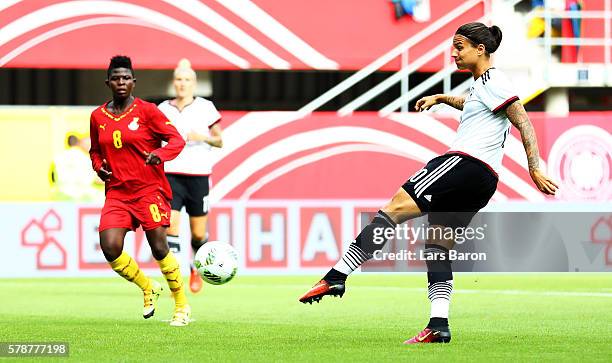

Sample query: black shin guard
[324,210,397,282]
[424,244,452,282]
[191,236,208,253]
[354,210,397,255]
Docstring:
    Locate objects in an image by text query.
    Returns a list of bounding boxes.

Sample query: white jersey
[158,97,221,175]
[449,68,518,175]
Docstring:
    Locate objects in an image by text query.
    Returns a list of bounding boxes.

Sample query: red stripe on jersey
[492,96,519,114]
[209,118,222,129]
[165,172,211,177]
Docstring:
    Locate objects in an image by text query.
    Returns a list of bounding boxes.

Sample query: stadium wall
[0,0,482,71]
[1,108,610,202]
[0,107,610,277]
[2,200,612,277]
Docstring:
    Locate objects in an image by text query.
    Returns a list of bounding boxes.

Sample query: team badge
[547,125,612,201]
[128,117,139,131]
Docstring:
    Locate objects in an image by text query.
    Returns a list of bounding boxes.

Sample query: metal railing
[297,0,493,117]
[298,0,526,117]
[537,1,612,83]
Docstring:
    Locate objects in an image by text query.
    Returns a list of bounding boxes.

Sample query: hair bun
[177,58,192,69]
[488,25,503,52]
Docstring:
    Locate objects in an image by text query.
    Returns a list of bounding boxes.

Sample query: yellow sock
[109,251,151,291]
[157,251,187,307]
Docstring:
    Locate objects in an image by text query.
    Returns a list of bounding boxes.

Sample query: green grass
[1,274,611,362]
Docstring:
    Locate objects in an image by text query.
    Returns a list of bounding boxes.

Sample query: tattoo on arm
[439,95,465,110]
[505,102,540,171]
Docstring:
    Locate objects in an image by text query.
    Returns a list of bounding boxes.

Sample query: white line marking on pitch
[236,284,612,297]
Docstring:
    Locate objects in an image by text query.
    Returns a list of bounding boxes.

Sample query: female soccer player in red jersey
[89,55,190,326]
[298,23,558,343]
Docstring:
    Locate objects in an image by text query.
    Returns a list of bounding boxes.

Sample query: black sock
[329,210,396,278]
[355,210,397,255]
[323,268,347,283]
[427,317,449,330]
[191,236,208,254]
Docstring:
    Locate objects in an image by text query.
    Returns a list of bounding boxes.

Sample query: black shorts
[166,174,210,217]
[402,152,498,228]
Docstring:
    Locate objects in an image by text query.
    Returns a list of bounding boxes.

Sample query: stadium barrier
[1,200,611,277]
[0,107,610,276]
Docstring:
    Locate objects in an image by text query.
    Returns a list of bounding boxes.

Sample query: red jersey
[89,98,185,200]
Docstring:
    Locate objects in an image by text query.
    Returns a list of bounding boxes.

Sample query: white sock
[167,234,181,254]
[428,280,453,318]
[332,242,370,275]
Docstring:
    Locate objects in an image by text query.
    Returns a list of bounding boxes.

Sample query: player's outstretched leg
[404,243,453,344]
[299,188,421,304]
[189,235,207,294]
[298,210,396,304]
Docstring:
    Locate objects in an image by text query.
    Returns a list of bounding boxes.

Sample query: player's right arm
[415,94,465,111]
[145,104,186,163]
[89,113,112,181]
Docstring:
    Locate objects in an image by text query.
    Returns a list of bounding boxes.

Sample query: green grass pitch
[1,274,610,362]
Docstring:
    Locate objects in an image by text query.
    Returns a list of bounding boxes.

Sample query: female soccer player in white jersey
[299,22,558,343]
[158,59,223,293]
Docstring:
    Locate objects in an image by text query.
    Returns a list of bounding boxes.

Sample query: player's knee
[382,188,421,221]
[149,238,169,260]
[100,241,122,262]
[426,224,455,251]
[383,198,404,215]
[167,225,180,236]
[150,242,169,261]
[191,232,206,243]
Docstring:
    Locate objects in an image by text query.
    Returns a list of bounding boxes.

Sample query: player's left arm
[505,101,558,195]
[145,104,186,165]
[187,124,223,148]
[186,104,223,147]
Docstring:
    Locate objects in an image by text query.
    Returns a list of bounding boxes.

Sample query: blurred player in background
[89,55,191,326]
[299,23,558,343]
[52,134,100,200]
[158,59,223,294]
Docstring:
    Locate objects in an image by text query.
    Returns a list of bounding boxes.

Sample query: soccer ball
[194,241,238,285]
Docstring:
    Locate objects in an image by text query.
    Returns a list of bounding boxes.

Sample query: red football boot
[403,327,451,344]
[298,279,345,304]
[189,264,203,294]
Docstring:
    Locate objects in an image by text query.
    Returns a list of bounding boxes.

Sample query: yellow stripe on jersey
[101,103,137,122]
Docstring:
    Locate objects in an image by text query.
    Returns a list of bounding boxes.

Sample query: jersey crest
[128,117,139,131]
